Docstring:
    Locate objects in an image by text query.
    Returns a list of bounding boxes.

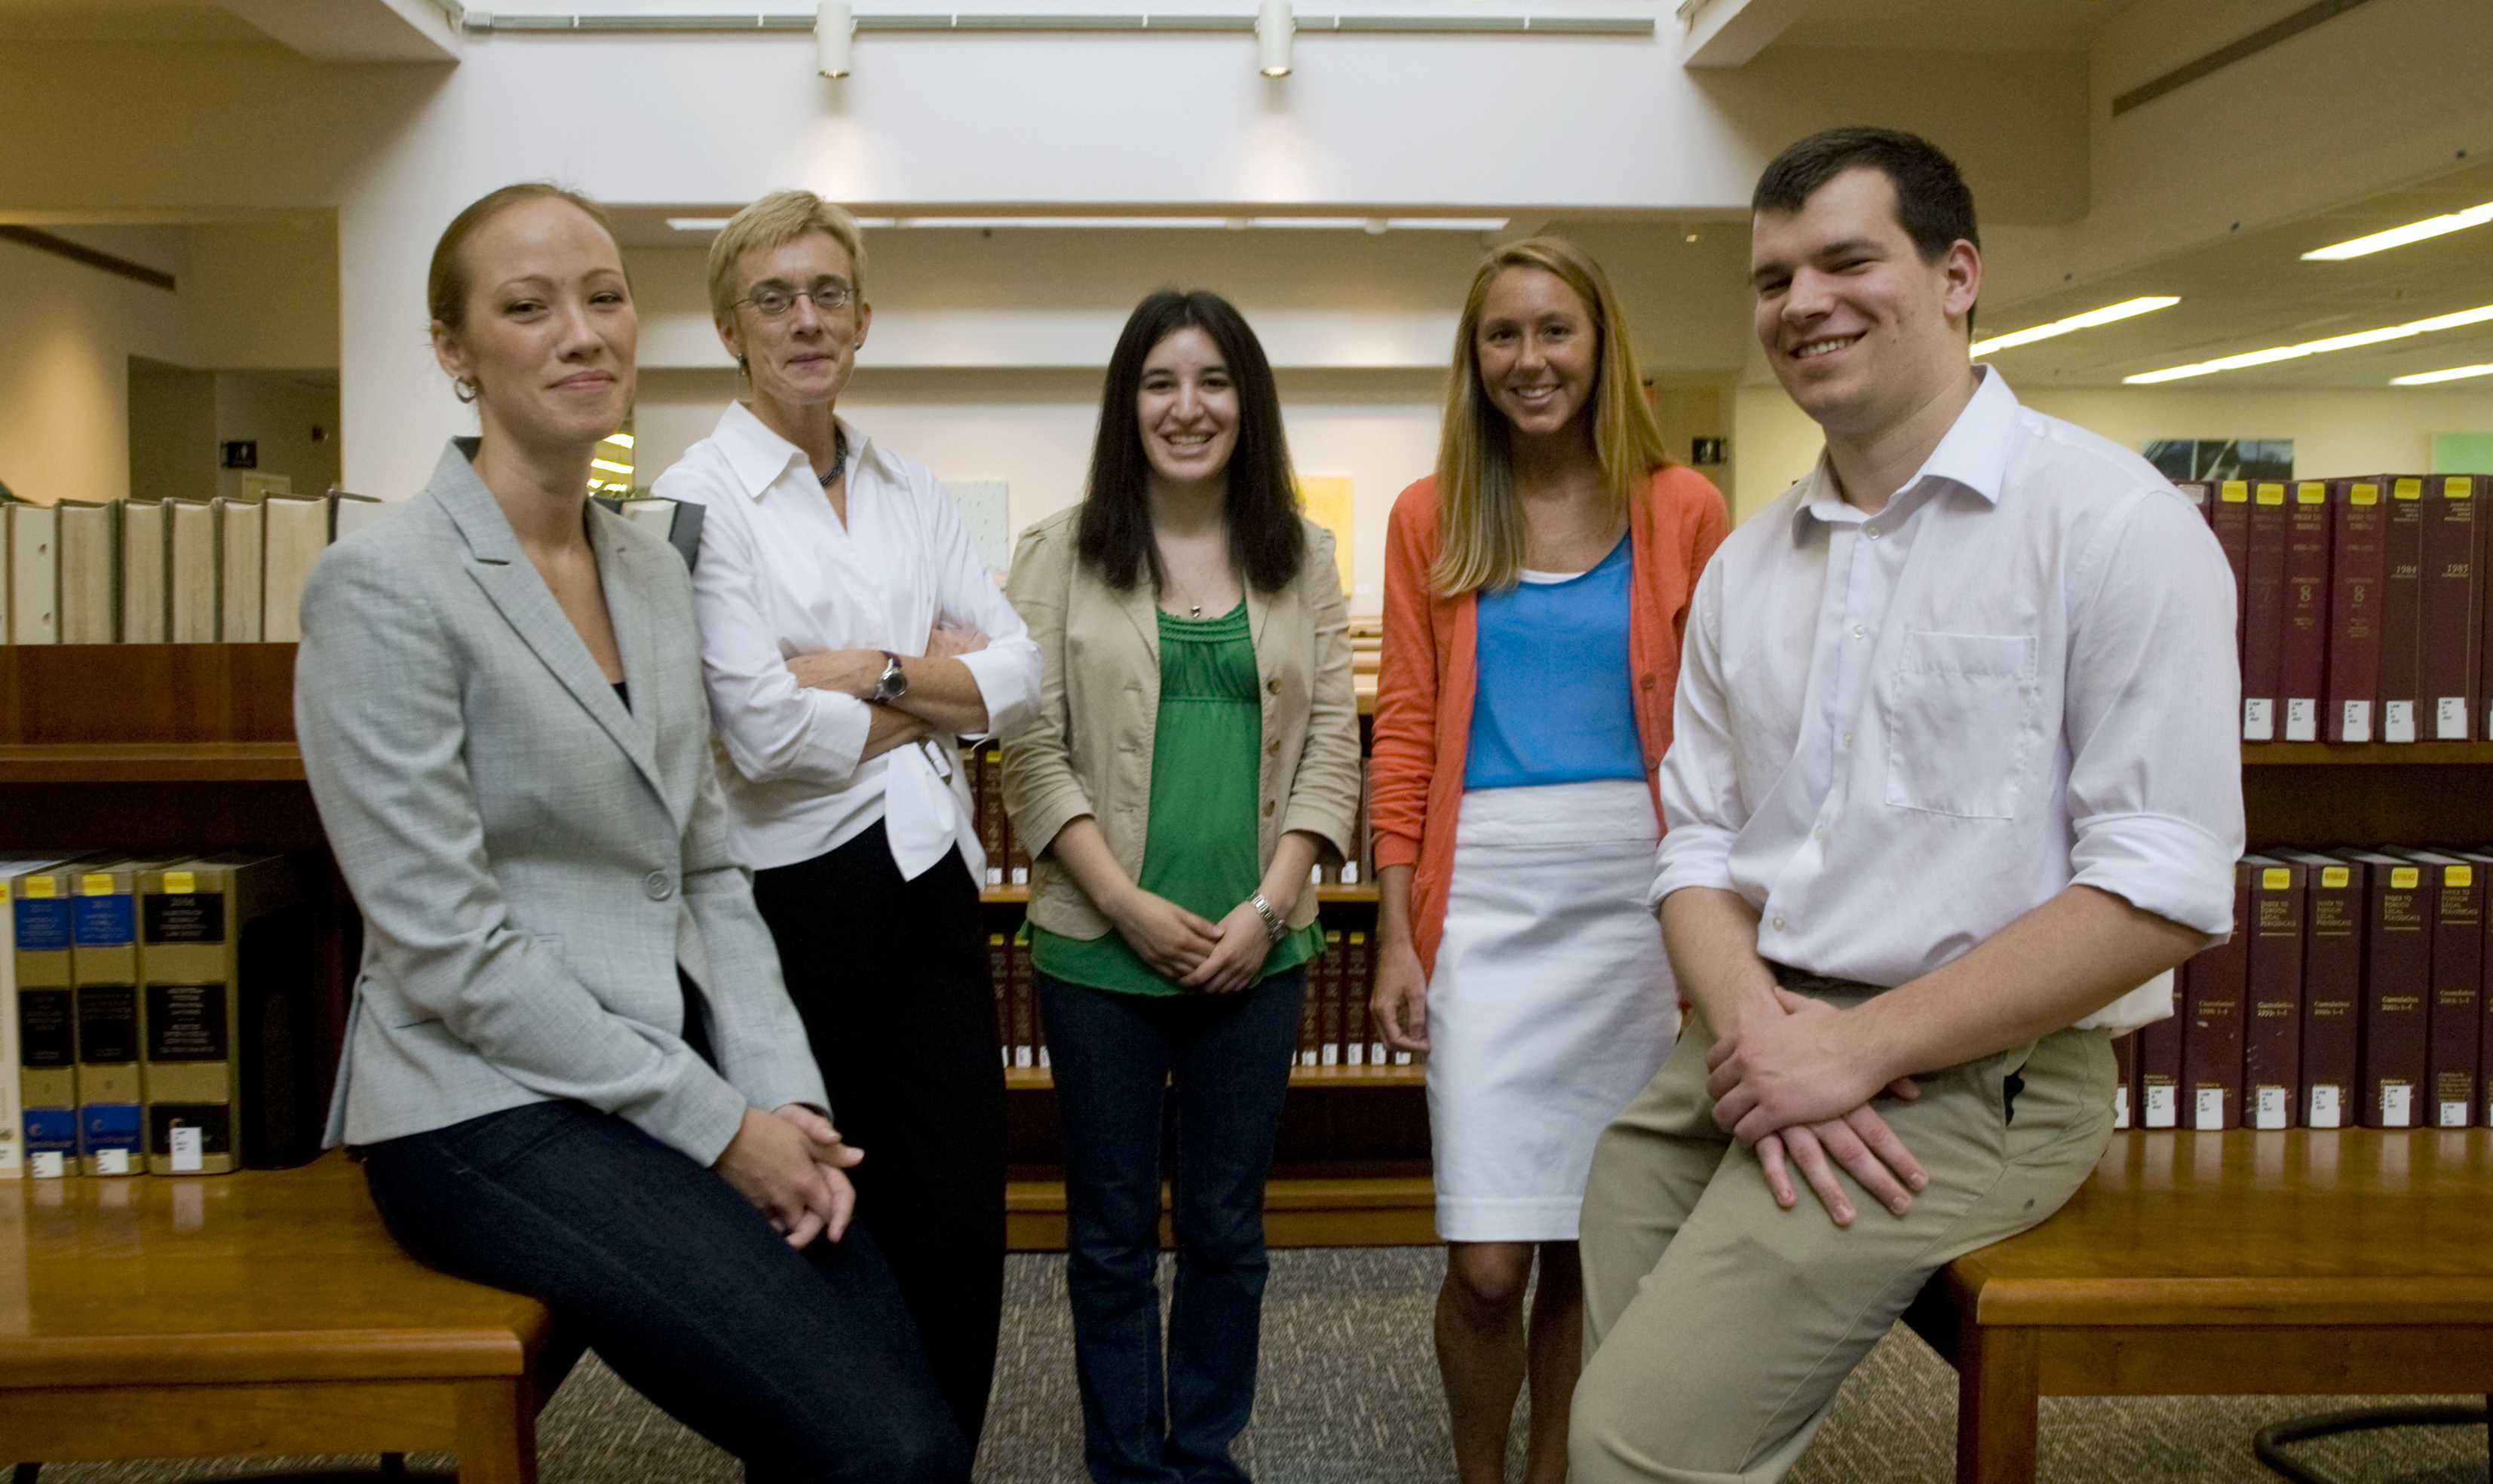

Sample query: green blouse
[1029,601,1323,997]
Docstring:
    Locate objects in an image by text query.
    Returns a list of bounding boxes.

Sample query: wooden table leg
[453,1377,536,1484]
[1955,1323,2040,1484]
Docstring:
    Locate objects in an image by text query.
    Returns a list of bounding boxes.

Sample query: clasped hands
[1704,988,1930,1227]
[714,1103,864,1249]
[1106,885,1282,995]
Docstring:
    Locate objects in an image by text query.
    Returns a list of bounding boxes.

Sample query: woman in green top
[1002,290,1362,1483]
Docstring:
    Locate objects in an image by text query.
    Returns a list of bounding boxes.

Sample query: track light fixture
[1257,0,1293,75]
[816,1,852,77]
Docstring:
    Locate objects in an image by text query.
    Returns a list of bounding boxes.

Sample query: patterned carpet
[29,1247,2490,1483]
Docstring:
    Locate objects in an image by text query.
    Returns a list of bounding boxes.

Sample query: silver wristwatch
[870,651,909,703]
[1248,891,1287,943]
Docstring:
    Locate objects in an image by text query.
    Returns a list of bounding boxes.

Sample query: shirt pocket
[1881,631,2039,820]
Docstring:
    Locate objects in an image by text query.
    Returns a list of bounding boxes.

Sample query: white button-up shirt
[656,401,1041,878]
[1651,369,2242,1031]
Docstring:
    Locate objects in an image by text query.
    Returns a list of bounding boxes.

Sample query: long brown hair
[1430,237,1671,596]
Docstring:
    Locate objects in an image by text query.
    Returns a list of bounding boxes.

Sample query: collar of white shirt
[1792,364,2019,535]
[710,399,888,501]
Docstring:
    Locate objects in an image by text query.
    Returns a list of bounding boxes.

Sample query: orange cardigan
[1369,466,1730,975]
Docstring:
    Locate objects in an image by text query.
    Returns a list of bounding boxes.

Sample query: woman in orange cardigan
[1369,237,1728,1484]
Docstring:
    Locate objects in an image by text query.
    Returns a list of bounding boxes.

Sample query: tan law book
[330,492,397,541]
[137,854,309,1173]
[259,493,330,643]
[7,502,57,645]
[53,500,119,644]
[167,498,219,642]
[120,499,168,642]
[216,495,265,643]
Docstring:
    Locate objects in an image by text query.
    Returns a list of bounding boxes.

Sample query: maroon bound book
[2378,477,2429,743]
[1297,946,1323,1066]
[2280,482,2333,742]
[975,747,1007,887]
[2325,479,2387,744]
[2241,481,2289,741]
[2417,476,2481,740]
[2136,961,2183,1129]
[1345,930,1374,1065]
[2276,850,2363,1129]
[2212,481,2252,713]
[1316,930,1345,1065]
[2411,848,2491,1127]
[2348,850,2430,1125]
[2111,1031,2137,1130]
[2181,863,2252,1130]
[987,931,1013,1069]
[2240,854,2307,1129]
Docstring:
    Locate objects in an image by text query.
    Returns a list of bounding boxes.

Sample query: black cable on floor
[2252,1403,2489,1484]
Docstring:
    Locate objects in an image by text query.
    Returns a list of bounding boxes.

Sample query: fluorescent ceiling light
[2124,302,2493,384]
[603,432,633,448]
[2390,363,2493,386]
[1969,296,2179,357]
[2303,201,2493,260]
[667,217,732,231]
[591,458,634,475]
[850,216,1507,231]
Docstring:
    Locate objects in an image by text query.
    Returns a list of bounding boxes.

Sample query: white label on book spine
[2309,1085,2342,1127]
[1321,1043,1338,1066]
[1015,1045,1032,1069]
[169,1124,203,1173]
[93,1149,129,1175]
[2342,701,2372,743]
[2112,1085,2130,1129]
[2283,699,2317,742]
[984,866,1003,887]
[1394,1050,1412,1065]
[2382,1084,2412,1126]
[2194,1087,2227,1129]
[2439,698,2470,740]
[1038,1047,1050,1069]
[2254,1086,2288,1129]
[1010,866,1029,886]
[2242,698,2274,741]
[28,1152,62,1179]
[2145,1085,2177,1128]
[1342,863,1361,885]
[1348,1042,1365,1065]
[2386,701,2417,744]
[2440,1099,2469,1128]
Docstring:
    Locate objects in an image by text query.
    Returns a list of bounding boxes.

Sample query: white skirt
[1426,779,1679,1243]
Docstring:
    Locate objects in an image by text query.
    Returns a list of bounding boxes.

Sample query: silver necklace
[814,427,850,487]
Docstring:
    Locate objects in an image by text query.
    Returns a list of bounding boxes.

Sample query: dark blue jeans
[360,1099,970,1483]
[1038,969,1306,1484]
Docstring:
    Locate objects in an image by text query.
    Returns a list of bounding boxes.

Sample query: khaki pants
[1571,1000,2115,1484]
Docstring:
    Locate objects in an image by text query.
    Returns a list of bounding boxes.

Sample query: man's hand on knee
[1755,1102,1929,1226]
[1711,989,1930,1225]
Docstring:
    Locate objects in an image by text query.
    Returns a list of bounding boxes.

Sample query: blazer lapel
[430,446,666,801]
[591,511,670,808]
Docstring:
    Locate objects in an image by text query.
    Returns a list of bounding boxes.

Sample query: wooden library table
[1903,1129,2493,1484]
[0,1151,565,1483]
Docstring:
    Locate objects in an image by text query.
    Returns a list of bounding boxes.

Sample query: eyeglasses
[737,283,854,319]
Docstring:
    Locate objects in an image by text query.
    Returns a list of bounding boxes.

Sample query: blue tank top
[1465,534,1644,790]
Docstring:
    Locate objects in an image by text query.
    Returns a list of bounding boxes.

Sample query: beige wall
[0,228,191,504]
[213,372,342,502]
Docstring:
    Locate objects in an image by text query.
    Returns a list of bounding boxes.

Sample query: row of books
[2116,847,2493,1133]
[959,746,1377,891]
[4,853,323,1178]
[983,924,1414,1071]
[0,492,701,646]
[2190,474,2493,744]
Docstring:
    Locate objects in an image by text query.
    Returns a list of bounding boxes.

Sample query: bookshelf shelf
[2246,741,2493,767]
[980,882,1379,906]
[1005,1062,1421,1093]
[0,741,305,782]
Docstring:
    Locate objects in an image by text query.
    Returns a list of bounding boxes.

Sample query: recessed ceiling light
[2303,201,2493,260]
[2390,364,2493,386]
[1969,296,2179,357]
[2124,302,2493,384]
[853,215,1507,231]
[666,217,732,231]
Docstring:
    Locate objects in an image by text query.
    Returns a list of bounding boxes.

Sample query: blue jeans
[360,1099,970,1483]
[1038,969,1306,1484]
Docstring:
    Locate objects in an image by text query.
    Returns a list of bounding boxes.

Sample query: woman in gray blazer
[293,182,966,1483]
[1001,291,1361,1483]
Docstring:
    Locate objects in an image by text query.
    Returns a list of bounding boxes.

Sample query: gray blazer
[1001,506,1363,941]
[296,440,826,1165]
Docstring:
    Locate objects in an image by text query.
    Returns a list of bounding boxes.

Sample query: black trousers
[752,823,1006,1452]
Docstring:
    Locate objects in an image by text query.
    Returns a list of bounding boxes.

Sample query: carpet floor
[29,1246,2488,1483]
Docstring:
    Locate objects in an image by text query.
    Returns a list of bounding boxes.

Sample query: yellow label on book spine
[2222,481,2250,503]
[2393,866,2421,889]
[163,871,195,894]
[2453,477,2474,499]
[79,874,111,896]
[2353,483,2379,505]
[24,876,56,899]
[2397,478,2424,500]
[2452,865,2475,888]
[2262,867,2292,891]
[2297,482,2325,504]
[2257,483,2286,505]
[2322,866,2350,889]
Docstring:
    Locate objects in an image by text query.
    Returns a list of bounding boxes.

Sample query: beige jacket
[1001,505,1363,941]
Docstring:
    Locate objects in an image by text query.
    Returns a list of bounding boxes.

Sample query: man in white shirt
[654,191,1041,1453]
[1568,128,2243,1484]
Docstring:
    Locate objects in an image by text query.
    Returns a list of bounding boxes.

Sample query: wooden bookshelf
[983,882,1378,906]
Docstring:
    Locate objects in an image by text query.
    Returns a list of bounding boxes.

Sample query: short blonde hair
[1430,237,1672,597]
[706,190,868,325]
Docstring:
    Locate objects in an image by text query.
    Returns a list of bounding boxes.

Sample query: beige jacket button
[1266,678,1280,694]
[1264,801,1277,816]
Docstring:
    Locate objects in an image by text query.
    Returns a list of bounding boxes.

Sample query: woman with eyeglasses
[1001,290,1360,1484]
[652,189,1041,1456]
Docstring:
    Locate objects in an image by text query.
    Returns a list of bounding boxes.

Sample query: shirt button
[1842,729,1856,748]
[1851,624,1867,639]
[1866,526,1881,539]
[1771,915,1787,931]
[1814,826,1828,842]
[643,872,673,900]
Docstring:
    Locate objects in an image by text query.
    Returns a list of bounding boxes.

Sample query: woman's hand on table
[714,1105,856,1249]
[1370,933,1430,1053]
[1181,900,1282,995]
[1105,887,1222,983]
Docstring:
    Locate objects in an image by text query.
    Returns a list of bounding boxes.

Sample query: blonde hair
[1429,237,1672,596]
[706,189,868,325]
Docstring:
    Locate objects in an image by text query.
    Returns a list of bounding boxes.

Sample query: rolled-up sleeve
[2063,489,2244,939]
[658,458,872,789]
[1651,560,1744,910]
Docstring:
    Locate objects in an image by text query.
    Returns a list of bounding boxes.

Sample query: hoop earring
[452,376,480,404]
